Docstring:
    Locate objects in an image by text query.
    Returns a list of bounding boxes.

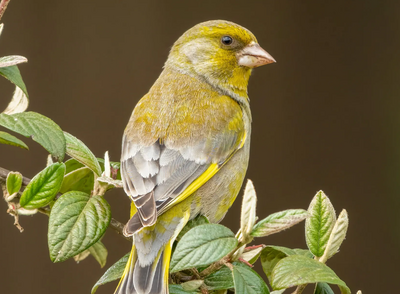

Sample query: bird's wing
[121,93,246,235]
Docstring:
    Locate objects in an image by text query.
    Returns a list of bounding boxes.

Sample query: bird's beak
[237,42,276,68]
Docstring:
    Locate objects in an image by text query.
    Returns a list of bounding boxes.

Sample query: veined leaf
[0,55,28,68]
[176,215,209,242]
[0,65,28,97]
[305,191,336,257]
[260,246,312,283]
[0,112,66,161]
[48,191,111,262]
[252,209,308,238]
[240,179,257,242]
[232,262,270,294]
[64,132,102,176]
[260,246,291,283]
[170,224,237,273]
[91,252,130,294]
[6,171,23,195]
[271,255,350,294]
[320,209,349,263]
[20,163,65,209]
[204,265,234,291]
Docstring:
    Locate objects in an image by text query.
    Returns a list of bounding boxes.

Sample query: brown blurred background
[0,1,398,293]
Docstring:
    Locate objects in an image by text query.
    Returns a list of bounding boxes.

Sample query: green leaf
[271,255,350,294]
[306,191,336,257]
[91,252,130,294]
[65,158,84,174]
[315,282,335,294]
[260,246,290,283]
[20,163,65,209]
[169,284,200,294]
[251,209,308,238]
[176,215,209,242]
[170,224,238,273]
[64,132,102,176]
[232,262,270,294]
[0,65,28,97]
[260,246,313,283]
[0,112,66,161]
[240,179,257,242]
[0,131,28,149]
[60,166,94,194]
[89,241,108,268]
[204,265,234,291]
[6,171,23,195]
[320,209,349,263]
[48,191,111,262]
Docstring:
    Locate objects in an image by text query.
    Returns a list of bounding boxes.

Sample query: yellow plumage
[116,20,275,294]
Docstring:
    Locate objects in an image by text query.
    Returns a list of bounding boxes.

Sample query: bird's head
[166,20,275,100]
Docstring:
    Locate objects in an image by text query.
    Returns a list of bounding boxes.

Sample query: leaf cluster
[92,185,351,294]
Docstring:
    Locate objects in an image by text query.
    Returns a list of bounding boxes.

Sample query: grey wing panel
[121,136,210,230]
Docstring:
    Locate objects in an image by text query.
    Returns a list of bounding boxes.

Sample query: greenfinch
[116,20,275,294]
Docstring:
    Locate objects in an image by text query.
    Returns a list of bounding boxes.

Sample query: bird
[115,20,275,294]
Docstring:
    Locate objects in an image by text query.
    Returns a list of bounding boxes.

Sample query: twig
[0,166,30,186]
[199,255,230,277]
[291,284,307,294]
[0,166,131,242]
[0,0,10,22]
[109,218,131,241]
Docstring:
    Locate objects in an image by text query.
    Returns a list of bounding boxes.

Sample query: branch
[291,284,307,294]
[0,0,10,22]
[0,166,131,242]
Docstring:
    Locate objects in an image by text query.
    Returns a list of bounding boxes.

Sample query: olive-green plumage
[116,20,275,294]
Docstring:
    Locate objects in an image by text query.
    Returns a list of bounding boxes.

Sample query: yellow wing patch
[130,201,138,218]
[160,163,219,214]
[160,129,247,214]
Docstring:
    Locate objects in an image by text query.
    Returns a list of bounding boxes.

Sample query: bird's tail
[116,199,192,294]
[114,239,172,294]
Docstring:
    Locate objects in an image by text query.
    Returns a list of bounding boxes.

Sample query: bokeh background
[0,1,398,293]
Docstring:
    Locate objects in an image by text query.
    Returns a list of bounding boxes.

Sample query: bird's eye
[221,36,233,46]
